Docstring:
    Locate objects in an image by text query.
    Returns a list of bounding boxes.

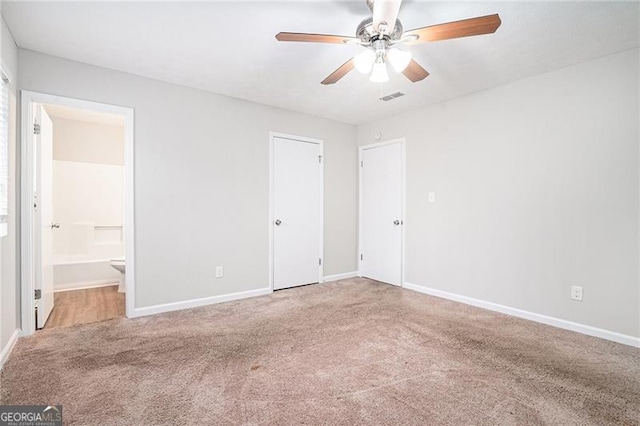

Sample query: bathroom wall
[52,161,124,258]
[52,118,124,166]
[51,116,125,289]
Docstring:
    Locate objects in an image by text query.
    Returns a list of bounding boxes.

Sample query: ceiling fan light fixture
[387,48,412,72]
[370,61,389,83]
[354,49,376,74]
[276,1,502,86]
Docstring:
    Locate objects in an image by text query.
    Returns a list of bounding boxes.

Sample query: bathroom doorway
[21,92,135,334]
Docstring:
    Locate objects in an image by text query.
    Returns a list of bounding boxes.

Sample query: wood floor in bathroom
[44,285,125,329]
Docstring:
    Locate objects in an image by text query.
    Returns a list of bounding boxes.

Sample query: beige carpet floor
[1,278,638,425]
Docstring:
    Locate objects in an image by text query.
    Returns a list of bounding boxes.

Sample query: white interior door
[272,136,322,290]
[360,141,403,286]
[34,105,55,328]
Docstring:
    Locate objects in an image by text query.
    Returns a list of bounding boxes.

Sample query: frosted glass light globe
[354,50,376,74]
[387,48,412,73]
[370,61,389,83]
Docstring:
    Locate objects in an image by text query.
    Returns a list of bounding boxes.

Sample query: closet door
[360,141,403,286]
[272,136,322,290]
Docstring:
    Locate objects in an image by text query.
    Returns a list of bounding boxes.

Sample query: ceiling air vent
[380,91,405,102]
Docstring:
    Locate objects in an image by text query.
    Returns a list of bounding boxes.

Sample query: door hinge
[34,289,41,300]
[318,155,322,164]
[319,258,322,266]
[360,160,363,167]
[33,123,41,135]
[360,254,363,261]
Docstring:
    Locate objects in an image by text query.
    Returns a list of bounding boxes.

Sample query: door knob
[393,220,401,226]
[51,223,60,229]
[275,219,282,226]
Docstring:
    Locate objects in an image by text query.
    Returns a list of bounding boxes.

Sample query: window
[0,69,9,237]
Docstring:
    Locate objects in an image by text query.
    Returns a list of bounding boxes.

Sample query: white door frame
[268,131,324,291]
[20,91,135,335]
[358,138,406,286]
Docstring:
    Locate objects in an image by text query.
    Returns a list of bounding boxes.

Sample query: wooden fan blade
[402,59,429,82]
[321,58,355,85]
[403,14,501,43]
[275,32,357,44]
[373,0,402,34]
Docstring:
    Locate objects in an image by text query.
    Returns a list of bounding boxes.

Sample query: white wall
[18,49,358,309]
[0,14,20,364]
[52,117,125,261]
[53,161,124,259]
[358,49,640,338]
[52,117,124,165]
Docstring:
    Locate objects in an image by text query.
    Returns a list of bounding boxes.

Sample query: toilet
[110,258,126,293]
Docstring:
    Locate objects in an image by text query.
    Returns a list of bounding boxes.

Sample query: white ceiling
[3,1,639,125]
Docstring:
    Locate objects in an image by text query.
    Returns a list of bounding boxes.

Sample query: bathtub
[53,224,124,291]
[53,252,123,292]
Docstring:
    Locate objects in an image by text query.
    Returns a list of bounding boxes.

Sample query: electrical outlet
[571,285,583,301]
[215,266,223,278]
[428,192,436,203]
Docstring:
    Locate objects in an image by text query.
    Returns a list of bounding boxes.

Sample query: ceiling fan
[275,0,501,85]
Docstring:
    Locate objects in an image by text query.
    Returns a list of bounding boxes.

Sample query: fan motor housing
[356,17,403,42]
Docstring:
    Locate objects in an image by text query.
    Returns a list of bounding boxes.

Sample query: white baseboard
[0,330,21,370]
[131,287,272,318]
[54,279,119,292]
[403,282,640,348]
[323,271,358,282]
